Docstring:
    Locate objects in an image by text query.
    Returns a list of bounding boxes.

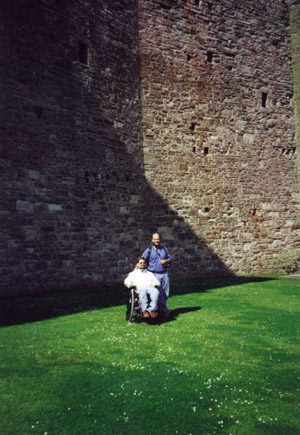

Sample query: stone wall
[0,0,299,296]
[139,0,299,276]
[0,0,146,294]
[288,0,300,181]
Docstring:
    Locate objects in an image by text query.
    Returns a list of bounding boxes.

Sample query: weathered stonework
[139,0,300,276]
[288,0,300,181]
[0,0,299,296]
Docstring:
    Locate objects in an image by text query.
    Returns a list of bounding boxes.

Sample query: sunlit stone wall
[139,0,299,275]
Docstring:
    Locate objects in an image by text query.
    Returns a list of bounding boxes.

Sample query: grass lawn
[0,276,299,434]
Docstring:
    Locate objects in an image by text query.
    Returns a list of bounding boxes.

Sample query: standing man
[124,257,160,318]
[142,233,172,318]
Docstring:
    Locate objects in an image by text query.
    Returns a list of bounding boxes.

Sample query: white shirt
[124,268,160,290]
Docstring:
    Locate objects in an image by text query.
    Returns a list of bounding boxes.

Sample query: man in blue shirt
[141,233,172,318]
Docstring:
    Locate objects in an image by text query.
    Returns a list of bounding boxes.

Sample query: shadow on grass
[0,276,275,327]
[170,306,202,317]
[129,306,203,326]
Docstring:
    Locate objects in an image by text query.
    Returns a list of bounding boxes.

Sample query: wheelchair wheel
[126,288,141,322]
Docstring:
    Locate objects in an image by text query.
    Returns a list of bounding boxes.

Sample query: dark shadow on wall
[0,276,275,326]
[1,0,231,298]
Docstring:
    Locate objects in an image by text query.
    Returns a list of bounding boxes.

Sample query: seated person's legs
[136,288,148,312]
[147,287,159,312]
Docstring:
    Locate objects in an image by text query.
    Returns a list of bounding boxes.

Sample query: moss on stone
[272,248,300,274]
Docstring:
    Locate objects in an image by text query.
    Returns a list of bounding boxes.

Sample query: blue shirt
[142,244,172,273]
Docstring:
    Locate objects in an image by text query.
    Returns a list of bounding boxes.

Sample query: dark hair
[137,256,146,263]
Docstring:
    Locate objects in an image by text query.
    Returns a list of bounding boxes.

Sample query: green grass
[1,276,299,434]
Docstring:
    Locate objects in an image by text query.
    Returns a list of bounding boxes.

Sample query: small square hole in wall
[204,207,210,212]
[195,0,200,6]
[207,51,213,63]
[79,41,88,65]
[34,106,43,119]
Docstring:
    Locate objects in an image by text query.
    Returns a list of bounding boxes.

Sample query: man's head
[152,233,161,247]
[137,257,147,269]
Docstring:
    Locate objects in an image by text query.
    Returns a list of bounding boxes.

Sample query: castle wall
[0,0,147,294]
[0,0,299,295]
[139,0,300,275]
[288,0,300,181]
[0,0,231,296]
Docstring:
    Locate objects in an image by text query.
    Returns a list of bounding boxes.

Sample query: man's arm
[141,246,151,264]
[124,272,136,288]
[160,259,170,265]
[148,272,160,288]
[160,246,172,265]
[164,246,172,262]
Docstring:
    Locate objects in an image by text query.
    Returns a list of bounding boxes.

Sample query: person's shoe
[150,311,157,318]
[142,311,150,318]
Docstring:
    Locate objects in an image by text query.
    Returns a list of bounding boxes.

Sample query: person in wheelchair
[124,257,160,318]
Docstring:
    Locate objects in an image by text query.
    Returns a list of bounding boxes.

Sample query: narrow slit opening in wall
[34,106,43,119]
[195,0,200,6]
[262,92,268,107]
[193,146,196,153]
[187,54,192,61]
[204,147,209,155]
[79,42,88,65]
[207,51,213,63]
[190,122,196,131]
[208,2,212,11]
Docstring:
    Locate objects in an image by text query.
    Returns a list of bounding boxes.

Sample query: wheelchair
[126,287,141,322]
[126,287,160,322]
